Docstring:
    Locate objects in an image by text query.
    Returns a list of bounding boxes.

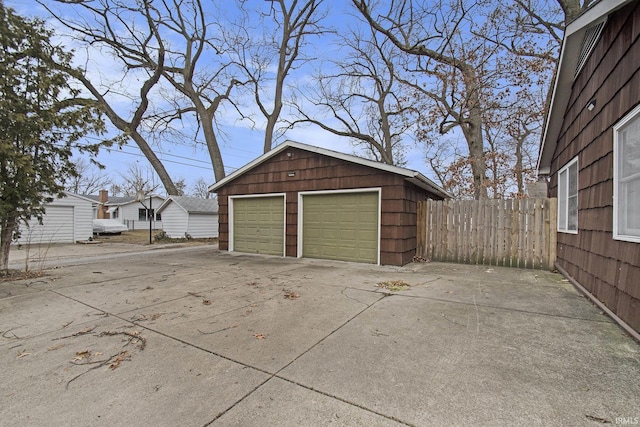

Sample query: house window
[138,208,147,221]
[558,157,578,233]
[614,104,640,242]
[155,211,161,221]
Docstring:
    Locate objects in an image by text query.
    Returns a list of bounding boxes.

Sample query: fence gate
[416,198,557,270]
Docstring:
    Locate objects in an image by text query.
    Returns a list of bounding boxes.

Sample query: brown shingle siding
[550,2,640,333]
[214,146,443,266]
[616,294,640,332]
[618,263,640,299]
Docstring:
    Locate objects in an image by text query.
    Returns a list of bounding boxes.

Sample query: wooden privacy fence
[416,198,557,270]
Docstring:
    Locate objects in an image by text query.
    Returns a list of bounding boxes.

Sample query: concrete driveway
[1,246,639,426]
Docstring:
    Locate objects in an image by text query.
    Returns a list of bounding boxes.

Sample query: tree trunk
[201,110,226,183]
[0,214,17,272]
[462,72,488,200]
[129,131,179,195]
[264,109,279,154]
[467,124,488,200]
[515,137,525,196]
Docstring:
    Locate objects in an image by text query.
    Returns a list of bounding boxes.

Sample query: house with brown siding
[537,0,640,336]
[209,140,449,266]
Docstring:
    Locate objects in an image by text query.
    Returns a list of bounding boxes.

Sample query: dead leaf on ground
[377,280,411,291]
[72,350,91,362]
[202,299,212,305]
[109,351,130,370]
[16,350,31,359]
[48,343,65,352]
[253,333,266,340]
[283,290,300,299]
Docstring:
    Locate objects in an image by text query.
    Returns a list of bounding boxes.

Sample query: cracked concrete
[1,245,639,426]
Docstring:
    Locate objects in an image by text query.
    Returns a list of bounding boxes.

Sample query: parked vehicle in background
[93,219,128,234]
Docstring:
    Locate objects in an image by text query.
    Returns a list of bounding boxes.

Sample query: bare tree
[156,1,249,182]
[40,0,181,194]
[110,163,161,197]
[291,24,412,166]
[40,0,248,186]
[353,0,578,199]
[354,0,497,199]
[65,158,111,195]
[190,177,212,199]
[233,0,328,153]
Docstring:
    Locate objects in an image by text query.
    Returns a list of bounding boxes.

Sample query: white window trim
[297,188,382,265]
[228,193,287,255]
[613,103,640,243]
[558,157,579,234]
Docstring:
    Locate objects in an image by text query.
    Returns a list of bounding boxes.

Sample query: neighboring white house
[109,196,165,231]
[156,196,218,238]
[83,191,164,231]
[15,192,94,244]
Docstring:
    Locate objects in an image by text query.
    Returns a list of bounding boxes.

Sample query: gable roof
[111,194,164,208]
[537,0,634,173]
[208,140,451,199]
[157,196,219,214]
[62,192,99,204]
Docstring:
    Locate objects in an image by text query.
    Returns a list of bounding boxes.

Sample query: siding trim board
[613,103,640,243]
[297,188,382,265]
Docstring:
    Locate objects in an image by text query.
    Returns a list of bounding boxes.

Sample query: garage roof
[208,140,451,199]
[157,196,218,214]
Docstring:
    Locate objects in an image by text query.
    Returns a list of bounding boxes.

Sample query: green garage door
[302,192,379,263]
[233,196,284,255]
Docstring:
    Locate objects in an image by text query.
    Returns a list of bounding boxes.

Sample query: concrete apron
[1,247,639,426]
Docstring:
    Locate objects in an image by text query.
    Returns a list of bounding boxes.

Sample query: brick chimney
[98,189,110,219]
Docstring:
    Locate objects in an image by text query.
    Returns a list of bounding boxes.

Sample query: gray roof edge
[108,193,165,207]
[157,195,218,214]
[63,192,99,204]
[538,0,633,172]
[209,140,449,197]
[408,173,453,199]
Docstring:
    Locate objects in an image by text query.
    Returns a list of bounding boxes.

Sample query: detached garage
[156,196,219,239]
[210,141,449,266]
[16,193,94,244]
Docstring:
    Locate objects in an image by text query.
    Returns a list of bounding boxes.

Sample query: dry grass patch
[0,269,45,282]
[94,229,217,246]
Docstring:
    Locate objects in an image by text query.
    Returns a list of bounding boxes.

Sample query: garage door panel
[233,196,284,256]
[302,192,378,264]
